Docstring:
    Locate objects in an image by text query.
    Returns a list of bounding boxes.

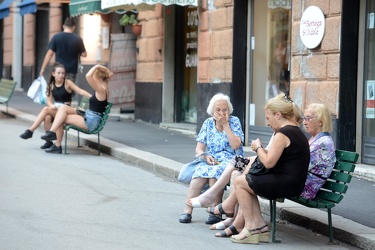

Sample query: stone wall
[198,0,234,84]
[290,0,342,116]
[136,5,164,83]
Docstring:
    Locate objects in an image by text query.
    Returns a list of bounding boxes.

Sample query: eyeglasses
[302,116,316,122]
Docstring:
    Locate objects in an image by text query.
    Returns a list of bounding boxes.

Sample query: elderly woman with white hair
[179,93,244,224]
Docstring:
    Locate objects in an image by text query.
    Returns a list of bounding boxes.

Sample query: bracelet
[255,146,263,153]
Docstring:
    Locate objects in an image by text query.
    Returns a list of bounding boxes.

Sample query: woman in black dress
[231,94,310,244]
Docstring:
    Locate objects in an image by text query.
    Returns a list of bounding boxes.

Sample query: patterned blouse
[300,132,336,199]
[192,116,244,180]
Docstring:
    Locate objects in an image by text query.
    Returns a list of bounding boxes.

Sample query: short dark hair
[64,17,76,27]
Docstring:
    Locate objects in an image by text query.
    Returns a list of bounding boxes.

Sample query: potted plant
[119,13,142,36]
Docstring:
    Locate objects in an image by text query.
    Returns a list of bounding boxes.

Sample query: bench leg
[77,131,81,147]
[64,130,68,154]
[328,208,334,243]
[97,132,101,155]
[270,200,281,243]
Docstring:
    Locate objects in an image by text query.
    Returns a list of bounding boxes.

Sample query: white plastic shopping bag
[27,76,47,104]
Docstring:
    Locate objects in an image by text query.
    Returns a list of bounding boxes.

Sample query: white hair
[206,93,234,116]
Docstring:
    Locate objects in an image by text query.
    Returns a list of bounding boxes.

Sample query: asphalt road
[0,118,358,249]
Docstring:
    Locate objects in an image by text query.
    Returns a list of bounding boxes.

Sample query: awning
[101,0,198,11]
[17,0,37,16]
[0,0,14,19]
[69,0,115,17]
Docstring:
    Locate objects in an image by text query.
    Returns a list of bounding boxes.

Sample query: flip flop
[185,197,203,208]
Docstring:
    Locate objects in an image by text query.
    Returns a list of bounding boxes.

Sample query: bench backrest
[0,79,17,100]
[314,149,359,204]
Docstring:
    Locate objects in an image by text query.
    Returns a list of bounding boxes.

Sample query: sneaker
[40,141,53,149]
[41,131,57,141]
[20,129,33,139]
[45,144,62,154]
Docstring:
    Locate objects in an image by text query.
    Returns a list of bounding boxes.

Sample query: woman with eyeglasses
[300,103,336,199]
[179,93,244,224]
[230,93,310,244]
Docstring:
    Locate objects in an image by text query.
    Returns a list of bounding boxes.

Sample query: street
[0,118,358,249]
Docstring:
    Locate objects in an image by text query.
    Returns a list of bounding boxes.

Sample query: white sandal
[185,197,202,208]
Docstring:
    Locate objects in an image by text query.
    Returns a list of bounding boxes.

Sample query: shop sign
[299,6,325,49]
[366,80,375,119]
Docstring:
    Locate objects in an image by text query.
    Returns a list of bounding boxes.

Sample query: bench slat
[329,170,353,183]
[321,180,348,193]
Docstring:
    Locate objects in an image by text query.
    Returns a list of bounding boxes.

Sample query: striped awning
[0,0,14,19]
[101,0,198,11]
[69,0,115,16]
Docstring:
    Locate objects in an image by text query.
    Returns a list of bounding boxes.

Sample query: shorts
[84,109,102,132]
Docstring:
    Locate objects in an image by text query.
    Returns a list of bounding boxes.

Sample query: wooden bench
[269,149,359,243]
[0,79,17,114]
[64,96,113,155]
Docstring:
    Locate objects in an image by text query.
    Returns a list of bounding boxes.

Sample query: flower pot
[131,25,142,37]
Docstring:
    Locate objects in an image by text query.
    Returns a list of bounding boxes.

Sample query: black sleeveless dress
[246,125,310,200]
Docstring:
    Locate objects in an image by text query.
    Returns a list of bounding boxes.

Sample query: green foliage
[119,14,138,26]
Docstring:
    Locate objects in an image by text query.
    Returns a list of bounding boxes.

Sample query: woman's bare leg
[232,175,268,240]
[29,107,57,132]
[182,178,208,215]
[186,164,237,208]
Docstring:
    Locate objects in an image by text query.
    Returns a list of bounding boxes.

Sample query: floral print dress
[300,132,336,199]
[192,116,244,180]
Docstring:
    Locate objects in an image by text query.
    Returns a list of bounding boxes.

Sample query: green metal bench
[64,97,113,155]
[0,79,17,114]
[269,149,359,243]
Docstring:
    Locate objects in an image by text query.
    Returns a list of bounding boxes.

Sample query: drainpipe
[13,0,22,90]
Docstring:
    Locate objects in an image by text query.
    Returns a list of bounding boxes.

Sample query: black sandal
[215,225,239,238]
[207,203,234,218]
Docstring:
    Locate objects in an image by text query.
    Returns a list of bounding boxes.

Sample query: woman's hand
[251,138,262,152]
[205,155,217,165]
[213,110,229,127]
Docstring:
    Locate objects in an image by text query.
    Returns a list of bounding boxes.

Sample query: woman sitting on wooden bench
[41,64,113,153]
[205,102,336,243]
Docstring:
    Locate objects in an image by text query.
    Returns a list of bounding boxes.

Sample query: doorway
[362,0,375,164]
[246,0,292,144]
[174,5,198,123]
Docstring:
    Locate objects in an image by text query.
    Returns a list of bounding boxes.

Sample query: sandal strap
[256,224,268,231]
[228,225,239,235]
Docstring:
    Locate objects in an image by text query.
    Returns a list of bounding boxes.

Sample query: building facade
[1,0,374,164]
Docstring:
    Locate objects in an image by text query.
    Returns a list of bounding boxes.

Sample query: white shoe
[186,197,202,208]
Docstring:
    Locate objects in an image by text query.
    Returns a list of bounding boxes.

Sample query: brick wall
[136,5,164,82]
[290,0,342,116]
[198,0,234,83]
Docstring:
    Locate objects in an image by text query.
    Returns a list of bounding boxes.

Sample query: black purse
[248,156,269,175]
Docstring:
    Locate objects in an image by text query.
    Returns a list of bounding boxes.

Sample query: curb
[3,105,375,249]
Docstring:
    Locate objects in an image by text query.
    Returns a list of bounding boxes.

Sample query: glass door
[362,0,375,164]
[249,0,292,127]
[175,6,198,123]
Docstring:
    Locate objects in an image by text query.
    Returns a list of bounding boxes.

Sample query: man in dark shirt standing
[40,17,87,82]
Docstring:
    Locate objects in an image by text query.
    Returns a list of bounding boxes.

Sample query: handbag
[233,156,249,173]
[177,153,211,184]
[27,76,47,105]
[248,156,269,175]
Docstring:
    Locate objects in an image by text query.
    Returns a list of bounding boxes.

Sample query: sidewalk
[4,90,375,249]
